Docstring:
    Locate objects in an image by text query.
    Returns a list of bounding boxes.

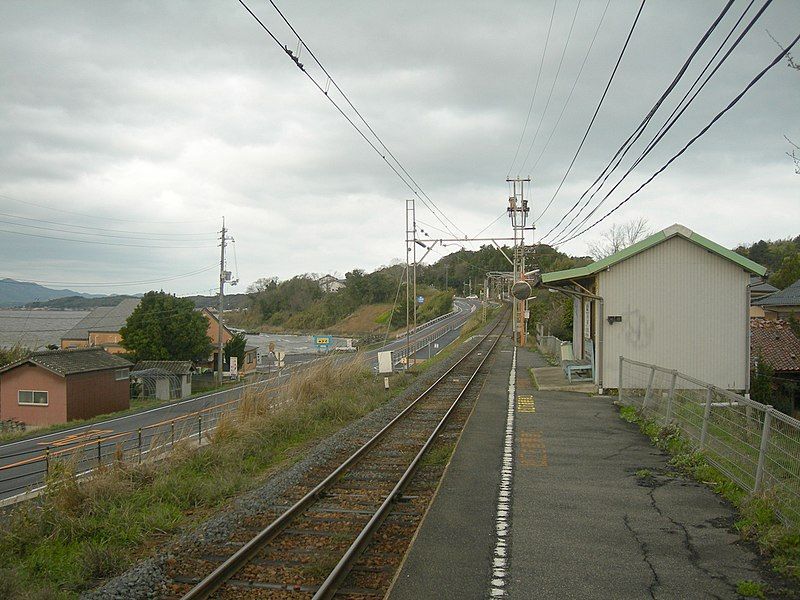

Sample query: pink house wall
[0,364,67,426]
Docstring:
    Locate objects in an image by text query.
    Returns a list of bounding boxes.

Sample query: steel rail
[181,310,508,600]
[313,316,507,600]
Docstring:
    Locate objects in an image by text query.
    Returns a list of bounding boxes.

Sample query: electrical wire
[554,28,800,245]
[551,0,773,244]
[240,0,466,241]
[518,0,583,174]
[528,0,611,175]
[534,0,646,229]
[0,217,216,243]
[0,227,217,249]
[542,0,736,244]
[507,0,559,178]
[0,194,217,225]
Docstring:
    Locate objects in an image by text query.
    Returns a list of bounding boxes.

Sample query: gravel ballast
[84,321,496,600]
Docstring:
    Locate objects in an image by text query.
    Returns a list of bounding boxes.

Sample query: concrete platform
[531,363,596,393]
[388,342,770,600]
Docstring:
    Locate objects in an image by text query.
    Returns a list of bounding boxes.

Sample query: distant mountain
[19,292,249,311]
[0,279,106,308]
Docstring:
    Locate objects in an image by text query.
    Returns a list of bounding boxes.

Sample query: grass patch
[737,579,767,599]
[420,442,456,468]
[619,405,800,585]
[0,357,416,599]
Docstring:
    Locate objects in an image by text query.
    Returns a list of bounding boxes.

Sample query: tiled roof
[0,347,132,377]
[753,278,800,307]
[749,276,779,296]
[132,361,193,375]
[750,318,800,372]
[61,298,140,340]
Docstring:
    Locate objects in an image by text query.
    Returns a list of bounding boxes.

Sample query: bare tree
[587,218,651,260]
[768,30,799,174]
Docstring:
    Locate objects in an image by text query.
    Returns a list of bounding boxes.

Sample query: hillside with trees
[735,236,800,288]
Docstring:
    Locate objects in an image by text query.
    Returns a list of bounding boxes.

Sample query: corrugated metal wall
[598,236,749,390]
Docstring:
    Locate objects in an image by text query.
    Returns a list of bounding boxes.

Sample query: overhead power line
[554,27,800,245]
[551,0,773,244]
[0,194,217,225]
[518,0,584,175]
[0,216,216,243]
[528,0,612,175]
[238,0,466,241]
[507,0,559,178]
[541,0,736,244]
[534,0,647,229]
[0,227,217,249]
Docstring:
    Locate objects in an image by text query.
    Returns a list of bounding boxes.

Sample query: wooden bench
[561,341,594,382]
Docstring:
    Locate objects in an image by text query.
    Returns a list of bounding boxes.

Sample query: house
[196,307,234,372]
[131,361,193,400]
[0,348,131,426]
[753,278,800,321]
[540,224,766,391]
[242,346,258,375]
[749,276,779,318]
[318,274,346,293]
[750,317,800,415]
[60,298,140,353]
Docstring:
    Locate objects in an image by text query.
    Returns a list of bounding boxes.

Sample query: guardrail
[0,317,469,505]
[618,356,800,527]
[393,299,464,339]
[0,372,296,505]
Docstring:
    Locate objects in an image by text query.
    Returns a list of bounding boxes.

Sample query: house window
[115,368,129,381]
[18,390,48,406]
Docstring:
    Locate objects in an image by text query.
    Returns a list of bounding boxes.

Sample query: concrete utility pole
[405,199,414,368]
[216,217,232,386]
[507,177,532,346]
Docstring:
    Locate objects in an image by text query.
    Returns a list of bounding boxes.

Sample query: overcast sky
[1,0,798,296]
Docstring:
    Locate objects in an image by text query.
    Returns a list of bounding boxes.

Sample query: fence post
[665,371,678,423]
[97,439,102,467]
[198,415,202,443]
[700,386,713,450]
[754,406,773,493]
[45,446,50,475]
[643,366,656,411]
[171,420,175,446]
[618,356,624,404]
[137,428,142,464]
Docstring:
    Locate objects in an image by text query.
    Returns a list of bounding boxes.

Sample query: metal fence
[618,356,800,527]
[0,363,319,506]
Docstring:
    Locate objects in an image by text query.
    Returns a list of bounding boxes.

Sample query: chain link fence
[618,357,800,527]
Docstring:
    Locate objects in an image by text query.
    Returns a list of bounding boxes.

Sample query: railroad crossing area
[388,340,769,599]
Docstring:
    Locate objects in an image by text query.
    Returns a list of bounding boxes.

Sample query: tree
[120,291,212,362]
[587,218,651,260]
[772,253,800,290]
[224,332,247,368]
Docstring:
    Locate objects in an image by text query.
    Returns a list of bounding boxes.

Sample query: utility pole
[507,177,532,346]
[405,199,414,368]
[216,217,233,386]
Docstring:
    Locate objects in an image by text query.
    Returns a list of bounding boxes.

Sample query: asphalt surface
[0,299,479,502]
[389,344,771,600]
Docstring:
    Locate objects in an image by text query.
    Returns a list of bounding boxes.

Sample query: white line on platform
[489,347,516,598]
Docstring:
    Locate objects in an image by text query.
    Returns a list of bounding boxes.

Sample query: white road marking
[489,347,516,599]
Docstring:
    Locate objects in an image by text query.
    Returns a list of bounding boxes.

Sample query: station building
[541,224,767,391]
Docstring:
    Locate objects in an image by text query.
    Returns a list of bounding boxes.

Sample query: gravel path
[83,325,493,600]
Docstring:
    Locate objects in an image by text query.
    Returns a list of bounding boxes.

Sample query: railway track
[165,311,509,600]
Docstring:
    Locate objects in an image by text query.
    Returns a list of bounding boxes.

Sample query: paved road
[0,298,479,502]
[389,343,771,599]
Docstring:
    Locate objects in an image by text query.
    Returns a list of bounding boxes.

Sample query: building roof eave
[541,224,766,285]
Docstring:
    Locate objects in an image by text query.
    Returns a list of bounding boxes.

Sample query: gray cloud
[1,0,798,295]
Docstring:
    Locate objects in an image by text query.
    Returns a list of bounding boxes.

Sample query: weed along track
[165,312,509,599]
